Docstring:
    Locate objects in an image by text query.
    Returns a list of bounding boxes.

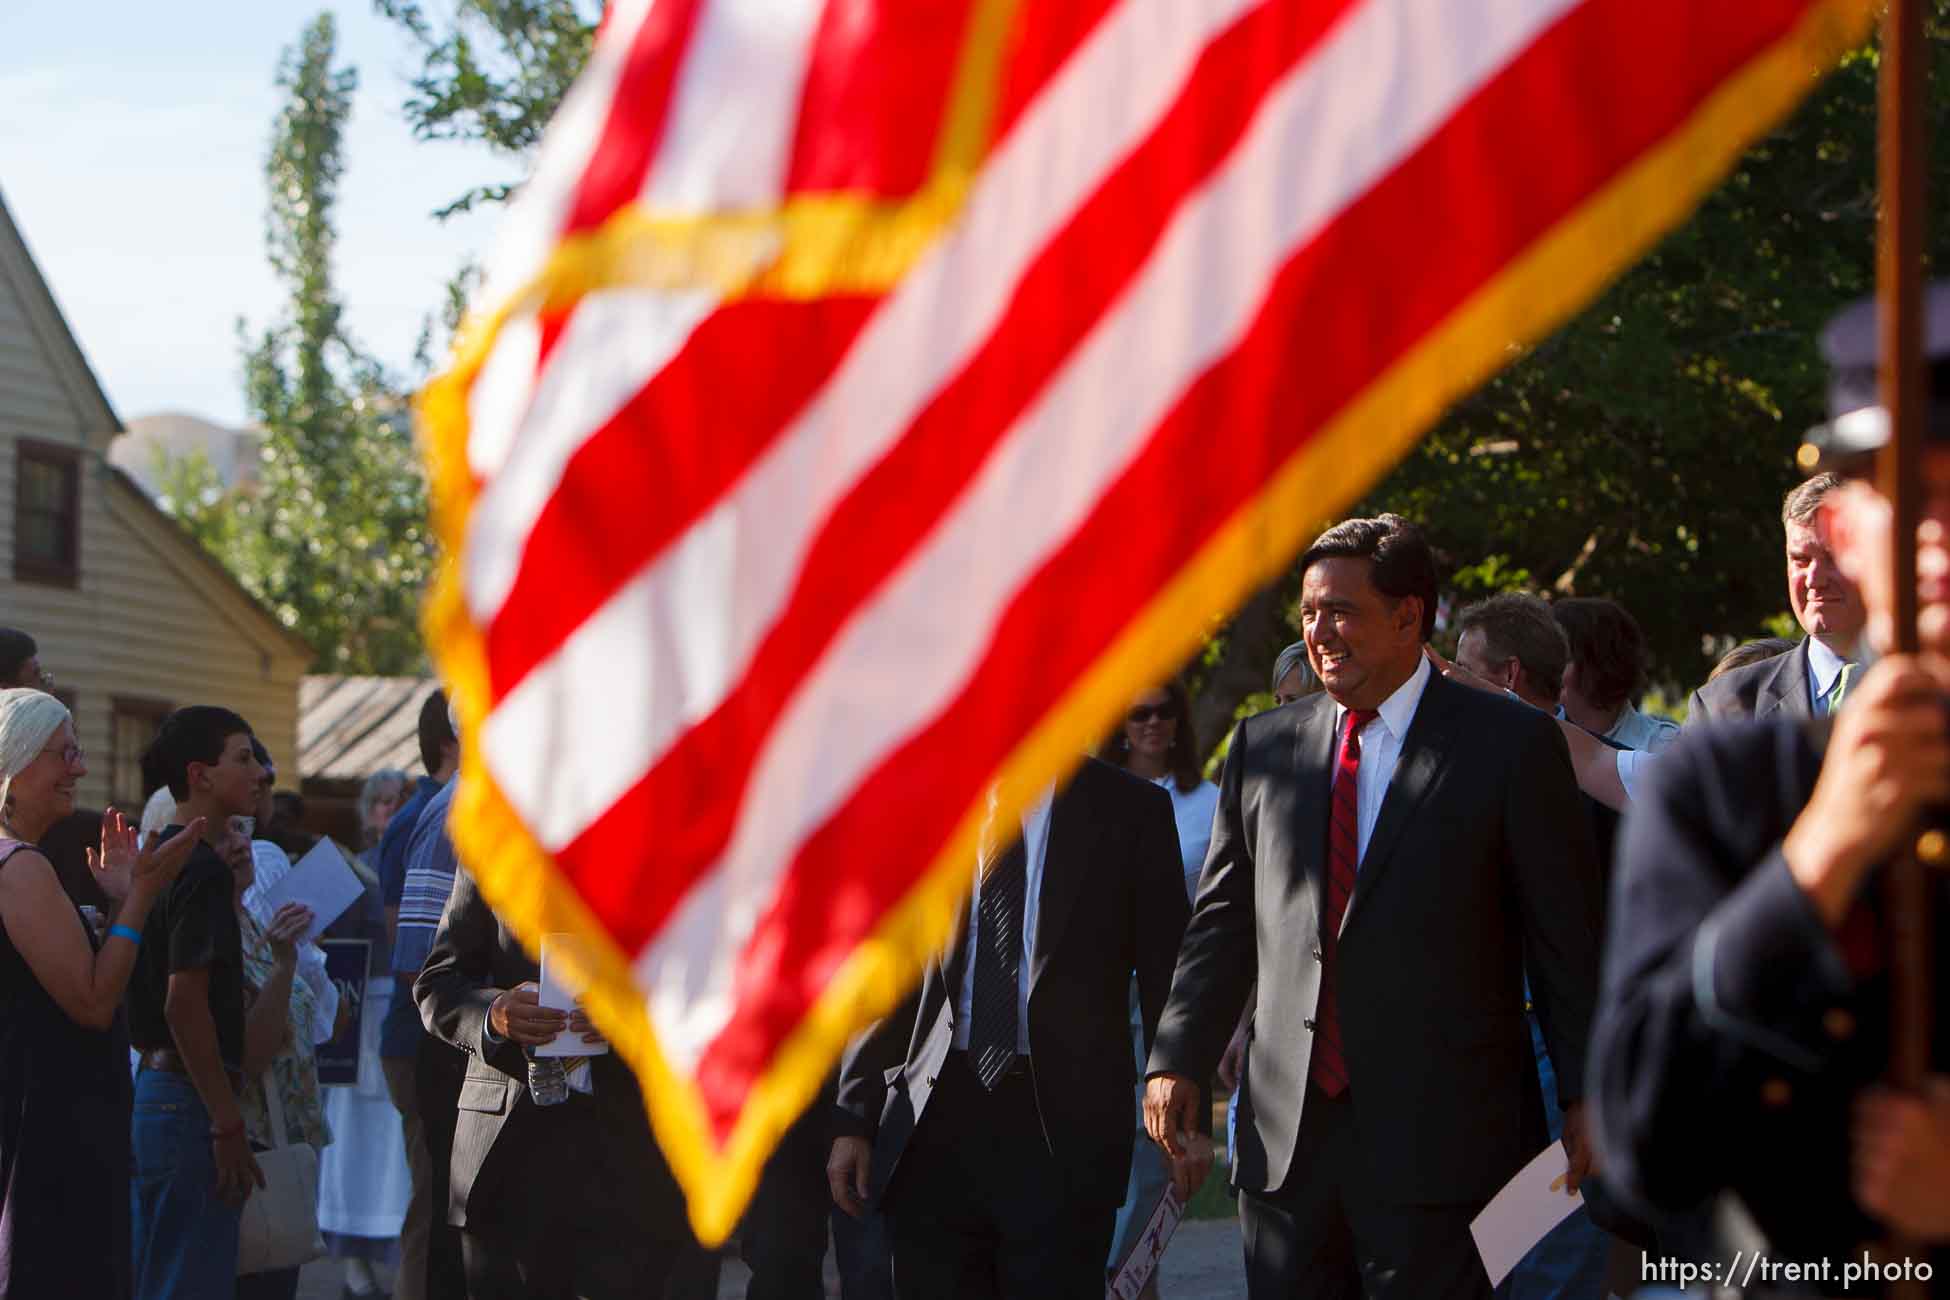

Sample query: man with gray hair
[1452,592,1623,1296]
[1452,593,1570,712]
[1686,473,1864,724]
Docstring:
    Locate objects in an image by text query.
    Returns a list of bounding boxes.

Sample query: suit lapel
[1291,697,1339,936]
[1758,639,1814,720]
[1339,673,1459,937]
[1029,780,1098,988]
[1293,695,1337,864]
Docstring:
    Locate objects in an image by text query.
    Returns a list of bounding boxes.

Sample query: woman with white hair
[0,688,202,1299]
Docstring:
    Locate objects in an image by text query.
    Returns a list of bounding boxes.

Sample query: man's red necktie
[1311,708,1377,1098]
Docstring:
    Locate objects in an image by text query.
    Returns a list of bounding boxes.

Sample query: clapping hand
[264,902,313,967]
[89,812,204,904]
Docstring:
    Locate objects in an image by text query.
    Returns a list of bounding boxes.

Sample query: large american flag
[421,0,1870,1239]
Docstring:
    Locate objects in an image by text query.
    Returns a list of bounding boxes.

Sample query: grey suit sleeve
[1506,712,1604,1107]
[1147,720,1257,1084]
[833,988,920,1143]
[1683,687,1710,728]
[415,866,526,1081]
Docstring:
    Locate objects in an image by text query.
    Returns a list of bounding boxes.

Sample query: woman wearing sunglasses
[1101,679,1218,1295]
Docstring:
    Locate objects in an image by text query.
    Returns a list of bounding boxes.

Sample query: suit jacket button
[1823,1008,1856,1040]
[1761,1078,1792,1108]
[1303,1018,1315,1032]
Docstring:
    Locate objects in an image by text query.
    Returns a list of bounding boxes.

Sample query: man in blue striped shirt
[377,689,456,1300]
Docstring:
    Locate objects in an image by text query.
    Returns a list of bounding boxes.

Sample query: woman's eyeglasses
[39,741,83,766]
[1127,705,1175,725]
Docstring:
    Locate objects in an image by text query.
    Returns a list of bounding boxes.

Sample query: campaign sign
[317,939,371,1087]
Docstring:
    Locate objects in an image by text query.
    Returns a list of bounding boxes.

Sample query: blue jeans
[1108,983,1171,1281]
[131,1068,241,1300]
[1501,1014,1610,1299]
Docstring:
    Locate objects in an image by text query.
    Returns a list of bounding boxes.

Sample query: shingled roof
[299,675,439,784]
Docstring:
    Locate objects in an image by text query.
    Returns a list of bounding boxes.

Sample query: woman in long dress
[317,770,413,1299]
[0,689,199,1299]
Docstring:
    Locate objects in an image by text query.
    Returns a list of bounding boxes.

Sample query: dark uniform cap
[1800,278,1950,474]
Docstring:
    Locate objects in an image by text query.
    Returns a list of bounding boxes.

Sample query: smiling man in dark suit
[827,761,1190,1298]
[1144,515,1604,1299]
[1686,473,1865,726]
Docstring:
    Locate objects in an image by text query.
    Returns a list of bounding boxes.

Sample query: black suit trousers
[1239,1083,1491,1300]
[458,1091,686,1300]
[886,1052,1117,1299]
[737,1076,834,1300]
[415,1033,468,1300]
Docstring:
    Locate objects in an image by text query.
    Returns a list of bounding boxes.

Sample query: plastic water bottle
[526,1051,570,1106]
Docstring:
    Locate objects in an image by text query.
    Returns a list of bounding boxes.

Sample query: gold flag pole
[1877,0,1933,1291]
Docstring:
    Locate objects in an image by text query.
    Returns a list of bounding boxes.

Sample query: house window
[14,440,81,585]
[110,697,171,810]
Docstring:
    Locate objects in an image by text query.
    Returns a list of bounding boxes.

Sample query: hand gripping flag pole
[1875,2,1935,1292]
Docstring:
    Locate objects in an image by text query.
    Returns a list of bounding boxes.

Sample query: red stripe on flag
[482,295,881,699]
[990,0,1137,148]
[535,0,1357,942]
[671,0,1820,1138]
[562,0,710,237]
[784,0,982,194]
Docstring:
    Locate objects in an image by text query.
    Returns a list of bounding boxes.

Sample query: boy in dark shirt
[128,707,268,1300]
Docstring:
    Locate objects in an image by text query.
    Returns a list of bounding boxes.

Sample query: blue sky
[1,2,524,426]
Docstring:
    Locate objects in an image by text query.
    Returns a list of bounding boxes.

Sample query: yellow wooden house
[0,185,309,812]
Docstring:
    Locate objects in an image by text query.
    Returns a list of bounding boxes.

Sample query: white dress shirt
[1154,776,1220,902]
[1605,703,1680,753]
[1615,748,1651,803]
[954,787,1054,1055]
[1330,653,1433,866]
[1805,635,1854,716]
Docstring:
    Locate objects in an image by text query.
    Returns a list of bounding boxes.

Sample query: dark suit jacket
[1148,671,1604,1205]
[833,759,1189,1210]
[414,866,682,1229]
[1590,719,1950,1273]
[1685,636,1815,726]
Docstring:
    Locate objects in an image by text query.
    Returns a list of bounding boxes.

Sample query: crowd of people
[2,285,1948,1300]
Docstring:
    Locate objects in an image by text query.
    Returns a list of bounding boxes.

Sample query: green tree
[163,14,434,674]
[376,0,600,217]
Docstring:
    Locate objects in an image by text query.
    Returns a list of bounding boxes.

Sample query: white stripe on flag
[632,0,1590,1069]
[480,0,1268,854]
[640,0,825,210]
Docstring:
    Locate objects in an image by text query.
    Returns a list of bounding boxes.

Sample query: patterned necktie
[1826,660,1857,713]
[1311,708,1377,1099]
[969,831,1029,1089]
